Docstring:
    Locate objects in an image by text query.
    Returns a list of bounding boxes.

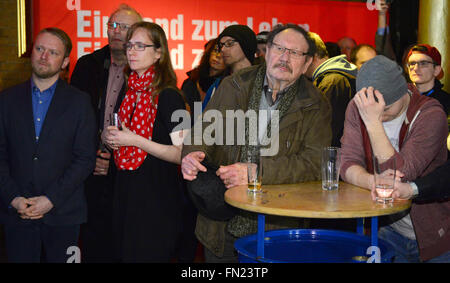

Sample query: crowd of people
[0,0,449,263]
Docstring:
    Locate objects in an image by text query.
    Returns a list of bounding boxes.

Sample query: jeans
[379,226,450,263]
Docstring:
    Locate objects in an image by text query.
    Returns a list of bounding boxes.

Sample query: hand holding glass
[373,156,396,203]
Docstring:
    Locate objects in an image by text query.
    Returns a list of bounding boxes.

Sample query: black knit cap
[218,25,257,64]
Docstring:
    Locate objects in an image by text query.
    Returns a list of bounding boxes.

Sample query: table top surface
[224,181,411,219]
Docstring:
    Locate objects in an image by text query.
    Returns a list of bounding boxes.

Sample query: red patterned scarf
[114,66,159,170]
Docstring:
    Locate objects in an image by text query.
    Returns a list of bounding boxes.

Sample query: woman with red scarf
[103,22,188,262]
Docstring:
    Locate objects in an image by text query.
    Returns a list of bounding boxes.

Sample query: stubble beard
[32,63,60,79]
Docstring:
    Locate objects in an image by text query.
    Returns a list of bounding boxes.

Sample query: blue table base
[235,215,392,263]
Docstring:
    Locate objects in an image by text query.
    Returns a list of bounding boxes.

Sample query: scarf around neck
[228,63,300,238]
[114,66,159,171]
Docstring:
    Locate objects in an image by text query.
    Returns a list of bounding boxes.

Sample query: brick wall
[0,0,31,92]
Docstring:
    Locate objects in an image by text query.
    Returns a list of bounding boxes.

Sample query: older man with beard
[181,24,331,262]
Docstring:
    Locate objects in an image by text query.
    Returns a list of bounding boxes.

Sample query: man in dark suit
[0,27,96,262]
[70,4,141,262]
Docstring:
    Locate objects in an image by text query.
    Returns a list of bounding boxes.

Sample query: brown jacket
[182,65,332,257]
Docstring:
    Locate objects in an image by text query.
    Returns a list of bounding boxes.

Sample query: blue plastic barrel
[235,229,394,263]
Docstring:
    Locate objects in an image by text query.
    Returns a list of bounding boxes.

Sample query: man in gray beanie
[217,24,256,73]
[340,55,450,262]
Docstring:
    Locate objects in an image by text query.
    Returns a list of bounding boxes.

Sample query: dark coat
[70,45,127,134]
[0,79,97,225]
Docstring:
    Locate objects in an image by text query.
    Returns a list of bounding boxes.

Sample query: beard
[32,61,62,79]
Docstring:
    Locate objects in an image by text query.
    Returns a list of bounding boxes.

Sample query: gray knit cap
[356,55,408,106]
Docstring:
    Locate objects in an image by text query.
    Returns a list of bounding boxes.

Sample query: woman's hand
[104,123,138,150]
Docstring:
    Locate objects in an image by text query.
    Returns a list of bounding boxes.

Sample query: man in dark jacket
[0,27,96,263]
[70,4,141,262]
[306,32,357,147]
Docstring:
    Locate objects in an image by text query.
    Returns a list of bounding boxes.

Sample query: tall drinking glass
[321,147,341,191]
[373,155,396,203]
[247,151,262,193]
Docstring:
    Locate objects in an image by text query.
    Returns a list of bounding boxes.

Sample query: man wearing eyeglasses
[201,25,256,109]
[406,44,450,115]
[182,24,331,262]
[70,4,142,263]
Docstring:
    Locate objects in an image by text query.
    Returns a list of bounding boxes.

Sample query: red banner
[33,0,378,85]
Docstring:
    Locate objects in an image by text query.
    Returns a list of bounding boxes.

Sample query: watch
[409,182,419,198]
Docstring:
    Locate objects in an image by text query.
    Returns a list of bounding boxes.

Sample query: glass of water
[373,155,396,203]
[321,147,341,191]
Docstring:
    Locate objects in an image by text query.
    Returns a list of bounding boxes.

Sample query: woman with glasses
[181,38,226,117]
[103,21,188,262]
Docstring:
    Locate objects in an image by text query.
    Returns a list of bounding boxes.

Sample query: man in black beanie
[217,24,256,73]
[201,25,257,108]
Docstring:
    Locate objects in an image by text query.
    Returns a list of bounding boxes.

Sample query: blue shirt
[31,79,57,142]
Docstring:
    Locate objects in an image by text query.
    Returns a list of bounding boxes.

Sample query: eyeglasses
[407,60,436,69]
[270,42,308,59]
[218,40,237,50]
[125,42,156,51]
[107,22,131,31]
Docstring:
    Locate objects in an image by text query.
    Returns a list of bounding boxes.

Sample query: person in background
[201,25,257,110]
[325,42,341,58]
[406,44,450,115]
[70,4,142,262]
[375,0,396,61]
[103,21,189,262]
[306,32,357,147]
[254,31,269,64]
[182,38,226,116]
[350,44,377,70]
[340,55,450,262]
[337,36,356,61]
[0,27,96,262]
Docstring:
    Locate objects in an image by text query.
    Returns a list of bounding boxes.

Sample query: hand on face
[353,87,386,127]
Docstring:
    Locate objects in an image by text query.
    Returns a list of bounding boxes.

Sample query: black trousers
[80,174,115,262]
[4,222,80,263]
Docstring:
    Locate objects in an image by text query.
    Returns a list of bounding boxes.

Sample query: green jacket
[182,65,332,257]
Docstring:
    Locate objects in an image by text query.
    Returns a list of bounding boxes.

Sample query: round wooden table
[225,181,411,219]
[224,181,412,262]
